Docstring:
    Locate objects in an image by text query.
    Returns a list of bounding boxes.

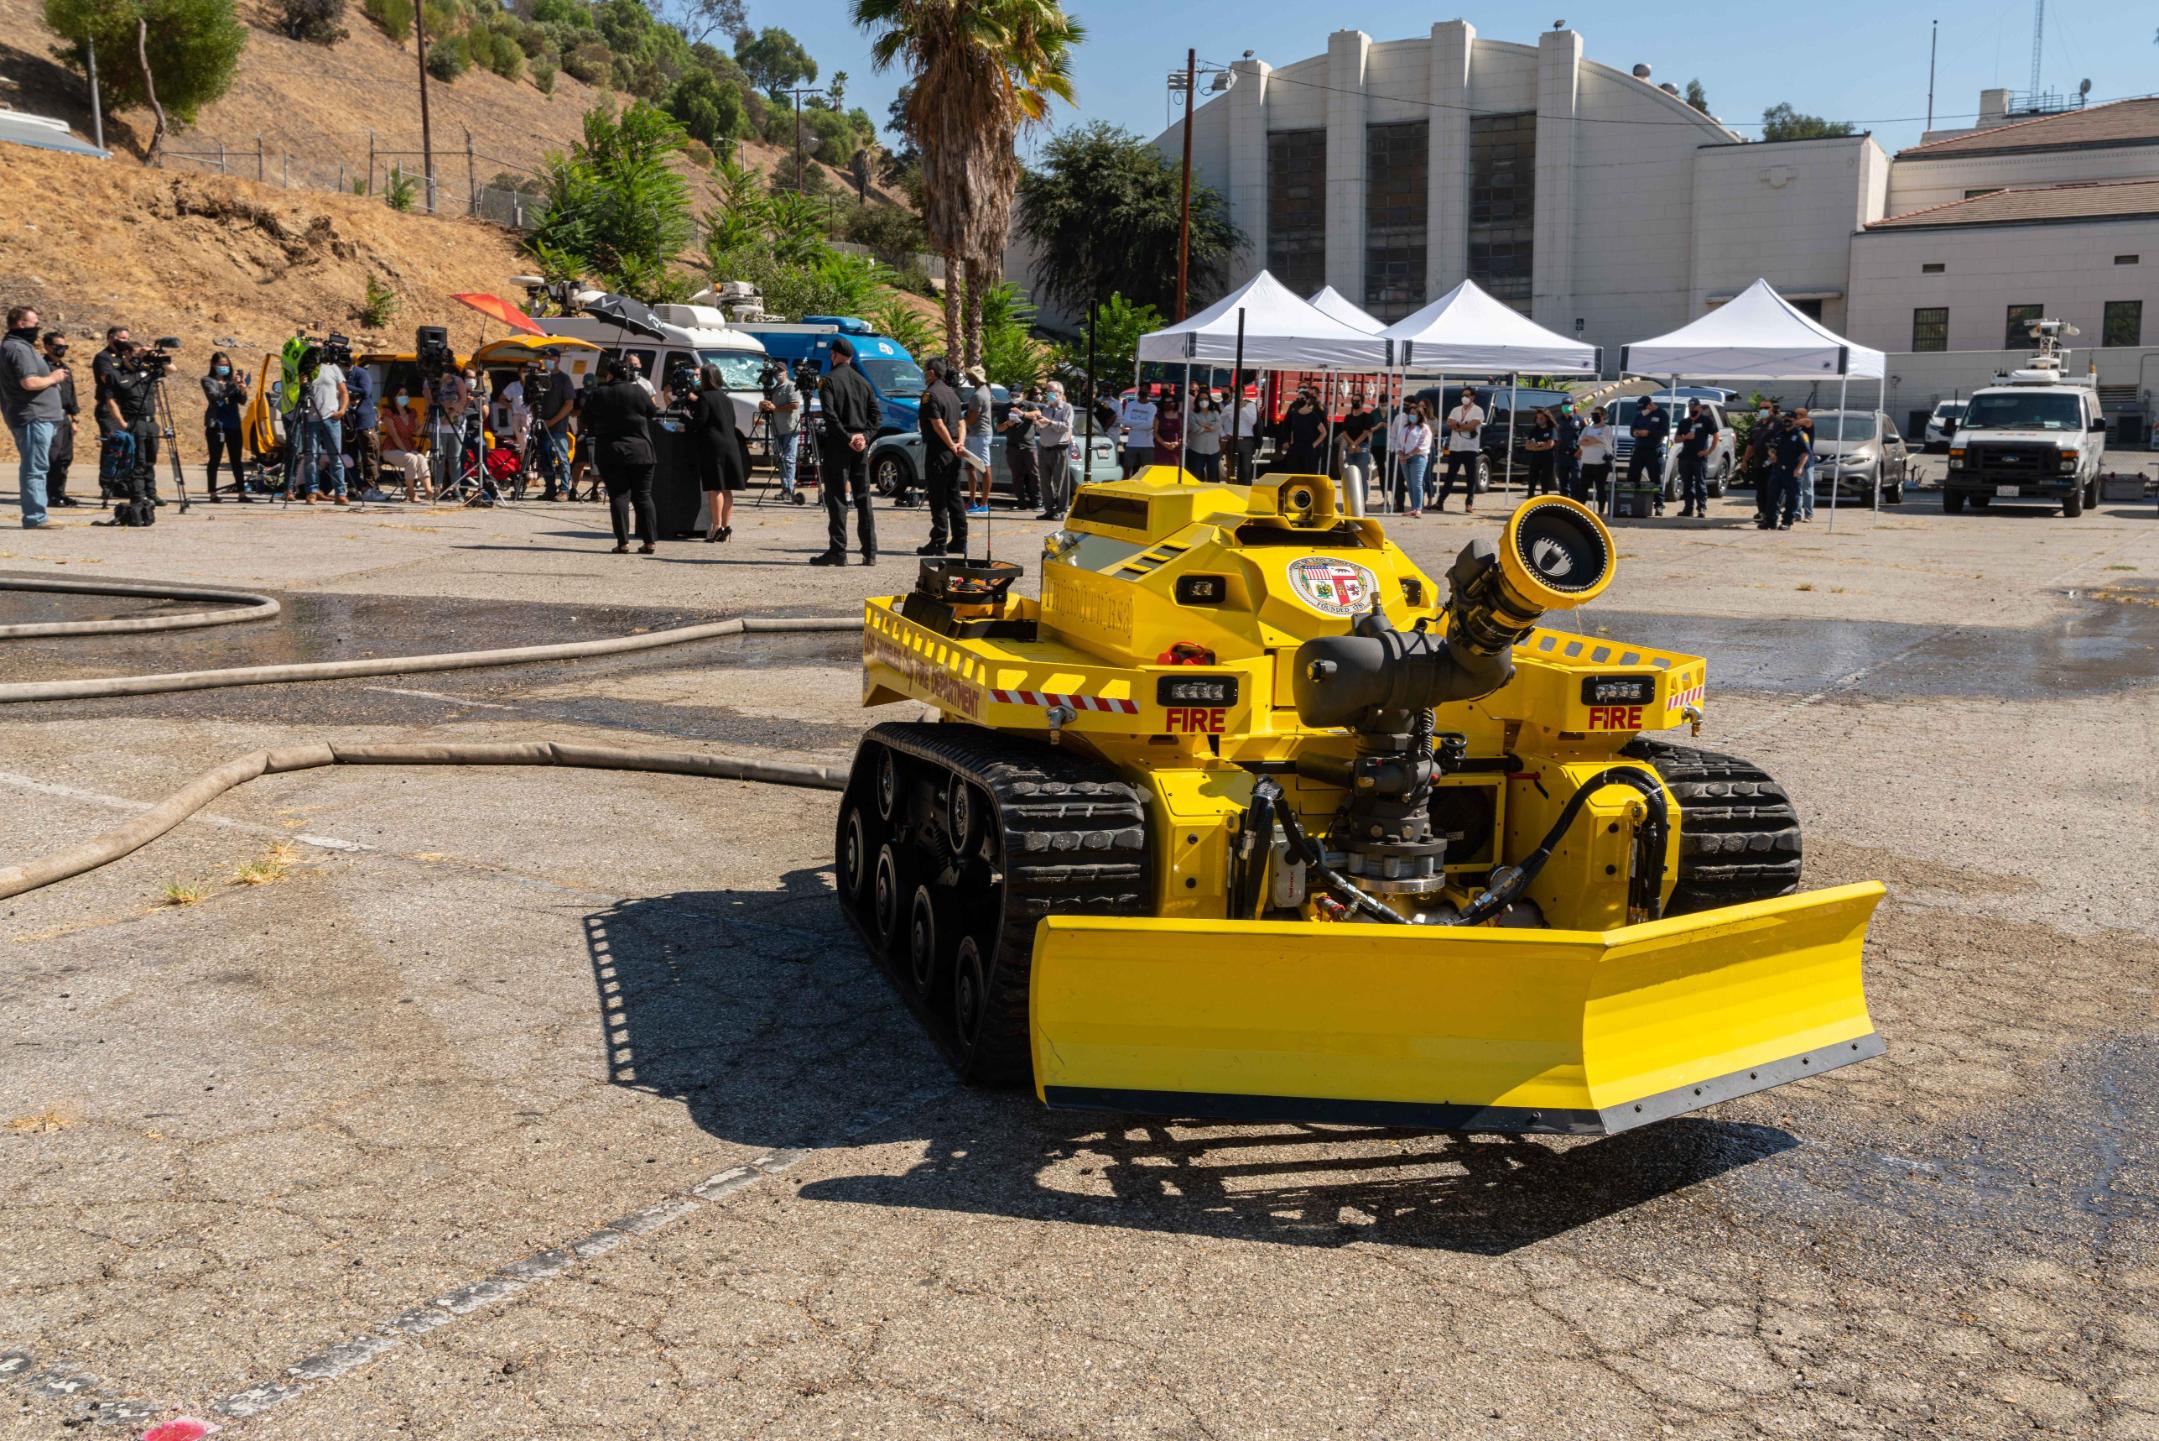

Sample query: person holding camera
[811,336,879,567]
[41,331,81,509]
[1034,379,1073,519]
[200,351,249,502]
[581,353,660,554]
[295,345,350,505]
[758,360,801,501]
[692,363,745,544]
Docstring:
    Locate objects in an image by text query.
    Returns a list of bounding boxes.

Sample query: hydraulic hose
[0,614,860,704]
[0,740,848,901]
[0,576,280,639]
[1451,766,1669,928]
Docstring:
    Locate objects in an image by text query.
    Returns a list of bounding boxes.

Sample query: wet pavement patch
[1589,590,2159,700]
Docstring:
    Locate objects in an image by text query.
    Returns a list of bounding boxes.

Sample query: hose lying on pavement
[0,739,850,901]
[0,614,860,704]
[0,576,281,639]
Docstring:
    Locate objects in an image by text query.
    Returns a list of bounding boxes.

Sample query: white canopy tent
[1306,286,1386,335]
[1373,279,1601,513]
[1131,271,1392,505]
[1620,278,1886,529]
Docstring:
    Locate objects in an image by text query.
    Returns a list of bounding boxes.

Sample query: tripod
[427,377,491,505]
[145,372,191,513]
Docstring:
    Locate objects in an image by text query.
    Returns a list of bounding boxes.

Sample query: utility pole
[779,85,823,194]
[415,0,436,214]
[1176,48,1196,322]
[1926,20,1938,132]
[85,37,104,151]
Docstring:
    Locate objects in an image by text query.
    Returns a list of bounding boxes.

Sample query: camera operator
[92,325,130,443]
[200,351,249,502]
[809,335,878,567]
[534,361,574,500]
[42,331,81,509]
[1,306,70,529]
[580,352,659,555]
[117,343,165,501]
[294,344,350,505]
[757,359,801,501]
[343,357,378,499]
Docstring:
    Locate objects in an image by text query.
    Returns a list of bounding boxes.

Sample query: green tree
[1760,102,1853,141]
[667,65,745,145]
[528,101,697,300]
[978,280,1048,388]
[44,0,246,158]
[1684,79,1709,115]
[865,294,937,357]
[274,0,345,44]
[735,24,815,92]
[854,0,1082,366]
[1016,120,1241,319]
[1053,291,1158,396]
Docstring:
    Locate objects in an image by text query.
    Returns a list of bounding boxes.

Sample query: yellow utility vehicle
[835,471,1880,1133]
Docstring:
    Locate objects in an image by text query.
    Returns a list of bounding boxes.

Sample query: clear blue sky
[759,1,2155,160]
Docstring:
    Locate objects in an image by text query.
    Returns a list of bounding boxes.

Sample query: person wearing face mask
[380,386,431,501]
[200,352,250,501]
[41,331,81,508]
[1279,387,1326,474]
[1,307,70,528]
[1186,389,1223,483]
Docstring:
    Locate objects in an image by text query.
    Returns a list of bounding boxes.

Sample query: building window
[1467,112,1535,310]
[1791,299,1825,321]
[1921,262,1945,274]
[2117,255,2141,266]
[1911,307,1948,352]
[2004,304,2043,348]
[2104,300,2143,348]
[1962,187,2001,200]
[1364,121,1428,323]
[1266,129,1327,299]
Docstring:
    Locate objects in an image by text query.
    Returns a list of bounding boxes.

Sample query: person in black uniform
[692,364,744,544]
[1279,387,1327,473]
[1626,395,1671,515]
[811,335,880,566]
[1769,411,1811,531]
[1675,400,1716,518]
[1522,409,1558,496]
[916,358,968,558]
[580,354,659,554]
[41,331,81,507]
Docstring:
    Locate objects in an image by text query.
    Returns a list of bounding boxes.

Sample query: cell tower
[2030,0,2044,99]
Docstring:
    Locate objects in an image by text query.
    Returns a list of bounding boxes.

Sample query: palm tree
[852,0,1081,366]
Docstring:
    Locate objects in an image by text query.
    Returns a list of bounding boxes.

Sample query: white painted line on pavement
[0,768,369,853]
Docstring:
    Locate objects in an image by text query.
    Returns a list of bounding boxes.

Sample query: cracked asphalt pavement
[0,479,2154,1438]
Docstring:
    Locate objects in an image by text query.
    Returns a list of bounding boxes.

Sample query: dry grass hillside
[0,0,893,207]
[0,146,531,367]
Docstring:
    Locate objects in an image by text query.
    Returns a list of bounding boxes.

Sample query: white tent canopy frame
[1305,287,1394,515]
[1621,278,1887,530]
[1375,278,1601,514]
[1131,271,1392,505]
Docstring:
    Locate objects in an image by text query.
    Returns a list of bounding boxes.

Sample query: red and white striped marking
[990,689,1139,715]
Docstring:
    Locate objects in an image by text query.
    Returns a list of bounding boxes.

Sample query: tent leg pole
[1831,373,1848,533]
[1504,373,1519,499]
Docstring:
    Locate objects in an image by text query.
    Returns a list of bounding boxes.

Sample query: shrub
[383,162,417,211]
[842,201,926,262]
[424,32,468,80]
[43,0,246,126]
[274,0,346,43]
[361,0,410,39]
[562,38,611,84]
[532,58,556,93]
[359,276,400,327]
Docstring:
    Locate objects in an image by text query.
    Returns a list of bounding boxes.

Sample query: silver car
[1609,398,1738,499]
[1808,410,1909,504]
[869,429,1119,500]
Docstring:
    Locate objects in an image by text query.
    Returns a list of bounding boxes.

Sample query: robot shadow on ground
[584,877,1798,1255]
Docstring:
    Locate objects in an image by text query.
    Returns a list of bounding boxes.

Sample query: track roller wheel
[906,883,950,997]
[874,747,900,823]
[946,773,983,856]
[840,802,875,909]
[951,935,991,1062]
[872,842,908,954]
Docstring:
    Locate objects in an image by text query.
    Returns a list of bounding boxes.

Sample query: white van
[537,303,770,463]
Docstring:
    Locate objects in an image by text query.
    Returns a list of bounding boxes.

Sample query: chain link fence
[155,128,544,230]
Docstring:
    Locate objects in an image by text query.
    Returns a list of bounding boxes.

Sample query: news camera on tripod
[279,333,352,505]
[101,338,188,526]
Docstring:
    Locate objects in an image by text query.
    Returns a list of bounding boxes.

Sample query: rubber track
[847,721,1148,1086]
[1623,737,1803,913]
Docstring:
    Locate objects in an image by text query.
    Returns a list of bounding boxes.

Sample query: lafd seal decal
[1286,556,1380,616]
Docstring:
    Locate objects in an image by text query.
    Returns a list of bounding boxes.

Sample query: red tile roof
[1898,96,2159,159]
[1868,179,2159,230]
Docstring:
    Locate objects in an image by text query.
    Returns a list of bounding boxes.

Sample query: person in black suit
[810,335,880,566]
[581,354,659,554]
[692,364,744,544]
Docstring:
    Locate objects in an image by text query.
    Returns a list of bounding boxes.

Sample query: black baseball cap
[830,336,854,359]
